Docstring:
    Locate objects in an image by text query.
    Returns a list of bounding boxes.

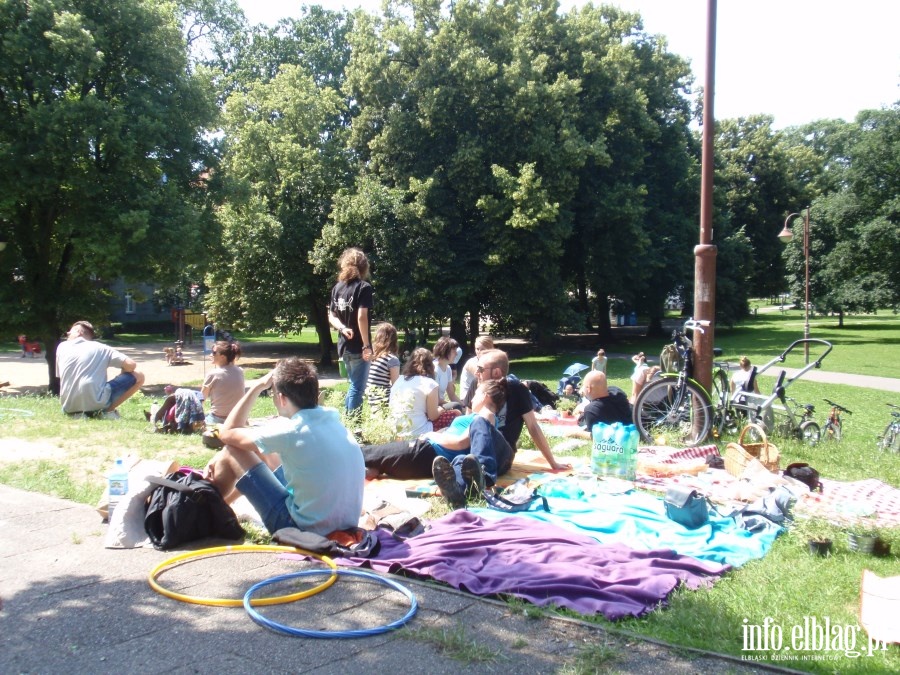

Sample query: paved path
[3,342,898,394]
[0,485,778,675]
[753,367,900,394]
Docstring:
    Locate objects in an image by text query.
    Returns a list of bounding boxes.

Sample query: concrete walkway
[0,485,780,674]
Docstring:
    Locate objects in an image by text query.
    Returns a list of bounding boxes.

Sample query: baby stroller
[557,362,589,397]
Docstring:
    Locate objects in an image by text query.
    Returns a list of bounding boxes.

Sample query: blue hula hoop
[243,568,418,638]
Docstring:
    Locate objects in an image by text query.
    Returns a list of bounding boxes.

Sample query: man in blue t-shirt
[206,358,364,536]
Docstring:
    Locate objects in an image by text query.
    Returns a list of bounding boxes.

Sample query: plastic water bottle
[107,458,128,522]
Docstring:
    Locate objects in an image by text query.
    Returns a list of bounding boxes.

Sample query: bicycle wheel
[880,423,900,452]
[710,369,729,438]
[799,421,820,446]
[634,378,712,447]
[822,420,841,442]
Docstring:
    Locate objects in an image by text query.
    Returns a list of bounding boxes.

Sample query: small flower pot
[808,539,833,557]
[848,532,877,554]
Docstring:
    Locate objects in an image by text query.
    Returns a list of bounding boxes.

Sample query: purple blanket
[342,510,730,619]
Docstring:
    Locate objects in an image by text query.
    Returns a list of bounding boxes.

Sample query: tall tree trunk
[595,296,613,344]
[838,308,844,328]
[449,316,466,351]
[307,293,332,366]
[647,303,666,338]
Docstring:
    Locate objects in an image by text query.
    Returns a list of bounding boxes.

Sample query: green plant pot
[848,532,877,554]
[808,539,833,557]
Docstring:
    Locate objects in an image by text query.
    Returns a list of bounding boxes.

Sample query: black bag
[144,471,244,550]
[784,462,823,492]
[663,486,710,529]
[483,479,549,513]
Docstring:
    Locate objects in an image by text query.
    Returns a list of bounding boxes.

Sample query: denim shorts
[106,372,137,409]
[235,463,294,533]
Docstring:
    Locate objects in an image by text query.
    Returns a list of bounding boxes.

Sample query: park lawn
[2,317,899,674]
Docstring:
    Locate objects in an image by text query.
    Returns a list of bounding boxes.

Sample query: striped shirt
[366,353,400,411]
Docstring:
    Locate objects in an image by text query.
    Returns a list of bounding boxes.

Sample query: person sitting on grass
[432,336,464,411]
[571,371,632,439]
[459,335,494,401]
[365,322,401,413]
[462,349,571,472]
[389,347,441,438]
[204,358,364,536]
[56,320,145,420]
[201,340,245,425]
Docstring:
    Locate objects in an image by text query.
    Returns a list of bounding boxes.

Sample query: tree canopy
[0,0,217,388]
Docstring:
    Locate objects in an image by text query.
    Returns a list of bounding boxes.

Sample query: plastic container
[107,458,128,522]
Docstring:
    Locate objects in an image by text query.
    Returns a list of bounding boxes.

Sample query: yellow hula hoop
[148,544,337,607]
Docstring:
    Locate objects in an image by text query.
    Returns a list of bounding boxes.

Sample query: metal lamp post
[777,206,811,364]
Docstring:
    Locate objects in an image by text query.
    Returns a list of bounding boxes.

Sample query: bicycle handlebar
[682,318,710,334]
[823,398,853,414]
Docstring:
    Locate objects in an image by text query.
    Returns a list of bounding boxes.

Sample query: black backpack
[525,380,560,408]
[144,471,245,550]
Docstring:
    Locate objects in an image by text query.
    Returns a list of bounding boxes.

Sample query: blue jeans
[448,416,514,489]
[343,351,369,413]
[235,463,294,534]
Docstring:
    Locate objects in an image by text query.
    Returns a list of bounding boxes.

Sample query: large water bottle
[107,458,128,522]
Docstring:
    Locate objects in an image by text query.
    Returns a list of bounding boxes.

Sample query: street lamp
[777,206,811,364]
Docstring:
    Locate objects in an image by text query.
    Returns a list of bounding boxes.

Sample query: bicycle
[633,319,716,447]
[821,398,852,442]
[776,396,821,446]
[877,403,900,452]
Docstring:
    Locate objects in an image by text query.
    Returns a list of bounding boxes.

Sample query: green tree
[0,0,217,390]
[714,115,812,299]
[207,58,352,361]
[797,104,900,321]
[320,0,697,348]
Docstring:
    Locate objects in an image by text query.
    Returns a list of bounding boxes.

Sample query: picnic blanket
[338,510,730,620]
[469,489,779,568]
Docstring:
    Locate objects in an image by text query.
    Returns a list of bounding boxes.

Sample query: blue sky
[237,0,899,129]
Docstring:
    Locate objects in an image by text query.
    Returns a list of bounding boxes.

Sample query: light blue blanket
[470,485,780,568]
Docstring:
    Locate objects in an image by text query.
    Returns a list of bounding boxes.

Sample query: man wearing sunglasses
[463,349,570,472]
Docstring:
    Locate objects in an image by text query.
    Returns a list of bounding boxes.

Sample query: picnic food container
[724,423,780,476]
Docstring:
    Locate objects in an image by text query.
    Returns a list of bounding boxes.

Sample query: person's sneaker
[100,410,121,421]
[432,456,466,510]
[460,454,486,495]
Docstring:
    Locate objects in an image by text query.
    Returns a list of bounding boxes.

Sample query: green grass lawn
[2,313,899,673]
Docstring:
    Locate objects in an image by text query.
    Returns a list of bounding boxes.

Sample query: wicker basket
[724,423,780,476]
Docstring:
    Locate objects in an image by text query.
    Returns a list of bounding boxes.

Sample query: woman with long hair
[389,347,440,437]
[201,340,245,425]
[366,323,400,412]
[328,247,374,415]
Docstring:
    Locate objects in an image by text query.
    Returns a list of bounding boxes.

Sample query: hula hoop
[243,568,418,638]
[148,544,337,607]
[0,408,36,418]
